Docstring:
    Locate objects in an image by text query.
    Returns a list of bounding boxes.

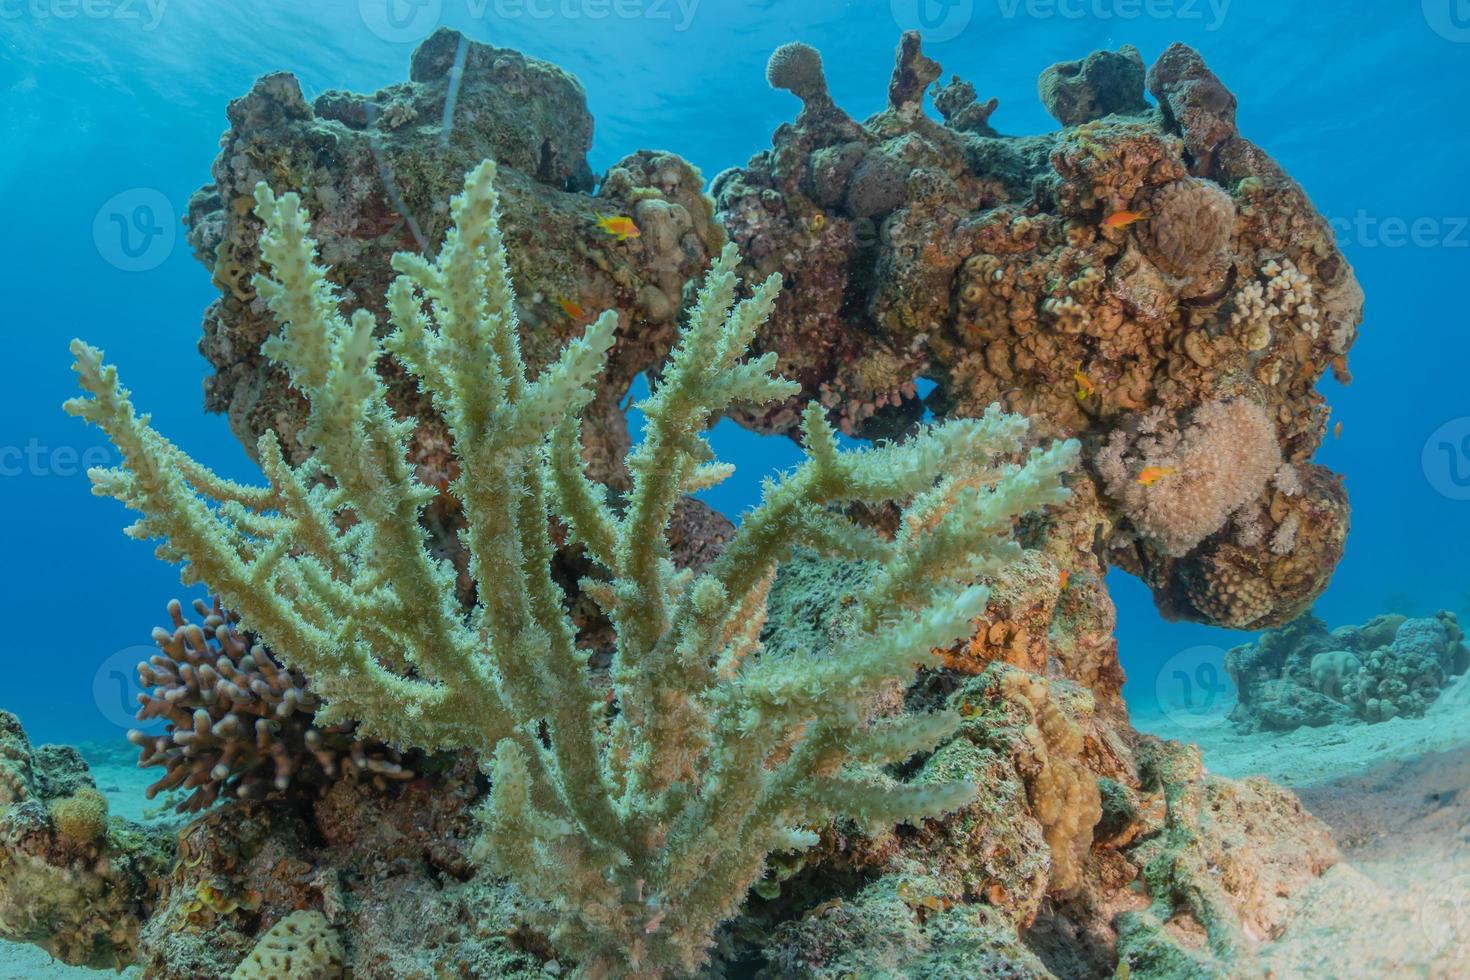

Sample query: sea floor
[1135,668,1470,978]
[6,676,1470,979]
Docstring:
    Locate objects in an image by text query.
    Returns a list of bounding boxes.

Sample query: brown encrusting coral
[716,33,1361,630]
[131,599,415,813]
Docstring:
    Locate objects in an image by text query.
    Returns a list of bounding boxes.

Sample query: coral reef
[132,598,415,812]
[182,29,1361,633]
[231,910,344,979]
[69,158,1078,976]
[2,28,1367,980]
[186,27,722,496]
[1227,610,1468,730]
[715,34,1361,629]
[0,712,174,970]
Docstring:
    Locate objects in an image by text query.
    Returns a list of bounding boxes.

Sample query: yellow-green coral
[67,159,1077,977]
[48,788,109,847]
[231,910,343,980]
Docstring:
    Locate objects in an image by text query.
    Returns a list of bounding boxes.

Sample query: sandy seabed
[7,675,1470,979]
[1136,669,1470,978]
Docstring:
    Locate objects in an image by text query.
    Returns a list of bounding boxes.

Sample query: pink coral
[1097,399,1282,557]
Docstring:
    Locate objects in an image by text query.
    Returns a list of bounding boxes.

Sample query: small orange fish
[1333,421,1343,439]
[1059,569,1071,592]
[1102,210,1147,230]
[1136,466,1177,487]
[810,212,827,233]
[595,214,641,241]
[1074,366,1096,401]
[557,297,587,321]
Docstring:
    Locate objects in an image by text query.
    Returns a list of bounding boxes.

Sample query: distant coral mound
[1227,610,1470,730]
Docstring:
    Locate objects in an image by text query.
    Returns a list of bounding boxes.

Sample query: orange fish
[1102,210,1147,230]
[1136,466,1177,486]
[810,212,827,233]
[1074,366,1096,401]
[557,297,587,321]
[1059,569,1071,592]
[1333,421,1343,439]
[595,214,641,241]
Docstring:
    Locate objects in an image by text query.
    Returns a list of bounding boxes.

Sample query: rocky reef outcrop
[715,35,1360,631]
[0,712,173,970]
[1227,610,1469,730]
[187,29,1360,634]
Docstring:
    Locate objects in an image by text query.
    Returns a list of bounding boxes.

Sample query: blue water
[2,0,1467,744]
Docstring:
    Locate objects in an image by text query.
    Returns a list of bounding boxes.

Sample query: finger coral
[999,670,1102,896]
[68,159,1078,976]
[130,598,415,813]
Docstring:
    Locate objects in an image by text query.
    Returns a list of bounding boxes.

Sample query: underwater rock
[0,712,173,970]
[133,752,550,979]
[186,28,723,496]
[1227,610,1468,730]
[1037,45,1150,127]
[714,35,1362,630]
[1109,738,1339,978]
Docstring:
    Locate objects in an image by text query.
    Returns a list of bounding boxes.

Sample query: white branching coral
[1230,258,1322,351]
[66,160,1078,978]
